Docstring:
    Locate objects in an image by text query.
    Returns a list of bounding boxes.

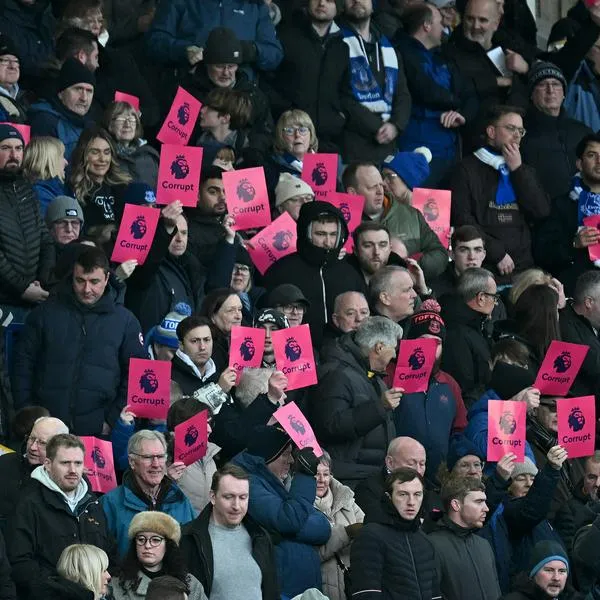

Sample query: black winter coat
[350,496,442,600]
[31,576,93,600]
[263,201,364,348]
[311,334,395,486]
[428,516,501,600]
[450,154,550,278]
[522,106,592,201]
[180,503,279,600]
[7,479,112,599]
[440,294,492,407]
[12,281,146,435]
[0,170,55,305]
[263,15,348,151]
[185,208,227,268]
[0,529,15,600]
[0,451,35,533]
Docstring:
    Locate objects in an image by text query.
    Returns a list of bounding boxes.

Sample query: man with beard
[391,301,467,479]
[339,0,411,162]
[429,478,501,600]
[0,124,54,321]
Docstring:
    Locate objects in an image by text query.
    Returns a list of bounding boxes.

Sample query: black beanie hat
[58,57,95,93]
[247,425,292,464]
[489,362,535,400]
[528,541,569,578]
[203,28,243,65]
[528,60,567,95]
[446,435,485,472]
[0,33,19,60]
[407,299,446,342]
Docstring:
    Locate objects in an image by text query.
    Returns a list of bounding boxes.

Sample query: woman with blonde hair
[68,126,132,243]
[508,268,567,310]
[36,543,111,600]
[103,102,159,188]
[22,136,68,217]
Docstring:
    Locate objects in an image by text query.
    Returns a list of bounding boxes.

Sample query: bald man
[0,416,68,532]
[321,292,371,355]
[355,436,429,520]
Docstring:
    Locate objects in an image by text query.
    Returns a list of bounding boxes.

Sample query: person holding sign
[392,301,467,479]
[232,425,331,598]
[312,316,403,487]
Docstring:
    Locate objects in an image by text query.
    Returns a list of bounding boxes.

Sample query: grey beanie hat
[45,195,84,227]
[510,456,538,480]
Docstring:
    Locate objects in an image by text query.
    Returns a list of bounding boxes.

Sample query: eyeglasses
[382,171,399,181]
[280,303,305,313]
[26,436,47,447]
[479,291,500,304]
[131,453,167,463]
[536,81,563,92]
[497,124,526,138]
[135,535,165,547]
[282,126,309,137]
[233,264,250,273]
[54,219,81,230]
[113,116,137,125]
[0,58,19,67]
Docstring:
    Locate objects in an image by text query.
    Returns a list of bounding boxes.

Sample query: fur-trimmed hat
[128,511,181,545]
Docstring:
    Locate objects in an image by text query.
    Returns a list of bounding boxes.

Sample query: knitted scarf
[570,171,600,225]
[474,147,516,206]
[341,27,398,121]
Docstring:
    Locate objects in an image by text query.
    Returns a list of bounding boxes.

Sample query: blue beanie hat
[446,434,485,472]
[382,147,432,190]
[528,541,569,578]
[152,303,192,349]
[0,123,24,145]
[122,182,157,206]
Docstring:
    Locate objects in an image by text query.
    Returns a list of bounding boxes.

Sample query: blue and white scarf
[342,27,398,121]
[571,171,600,267]
[474,147,516,206]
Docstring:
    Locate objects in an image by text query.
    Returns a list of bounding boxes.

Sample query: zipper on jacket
[319,266,328,323]
[405,533,424,599]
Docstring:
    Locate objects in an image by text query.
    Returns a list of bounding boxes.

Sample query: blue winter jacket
[33,177,65,218]
[29,99,93,160]
[101,472,196,557]
[565,60,600,132]
[232,451,331,598]
[465,388,536,477]
[146,0,283,72]
[12,281,146,435]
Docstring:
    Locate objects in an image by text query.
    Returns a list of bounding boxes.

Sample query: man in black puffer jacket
[263,200,364,348]
[311,316,403,488]
[12,246,146,436]
[0,124,55,317]
[350,468,441,600]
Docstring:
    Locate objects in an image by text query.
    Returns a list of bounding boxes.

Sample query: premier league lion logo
[139,369,159,394]
[423,199,439,222]
[285,337,302,362]
[239,337,256,361]
[408,347,426,370]
[130,215,147,239]
[553,351,572,373]
[568,406,586,432]
[177,102,190,125]
[288,414,306,435]
[339,202,352,223]
[272,230,293,252]
[184,425,199,447]
[236,178,256,202]
[170,155,190,180]
[91,447,106,468]
[311,162,328,186]
[499,411,517,435]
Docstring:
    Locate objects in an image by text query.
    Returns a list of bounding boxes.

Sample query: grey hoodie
[31,465,89,513]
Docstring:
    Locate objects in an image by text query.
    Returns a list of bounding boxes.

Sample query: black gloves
[295,447,319,476]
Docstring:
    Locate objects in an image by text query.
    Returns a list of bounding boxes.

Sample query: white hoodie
[31,465,89,513]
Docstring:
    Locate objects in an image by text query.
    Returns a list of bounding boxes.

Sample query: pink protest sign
[80,436,117,494]
[156,86,202,146]
[110,204,160,265]
[302,153,338,200]
[127,358,171,419]
[0,123,30,146]
[392,338,438,393]
[229,326,266,382]
[114,91,140,112]
[326,192,365,252]
[271,324,318,391]
[412,188,451,248]
[247,212,297,275]
[156,144,203,207]
[274,401,323,456]
[557,395,595,458]
[487,400,527,461]
[533,340,589,396]
[583,215,600,261]
[223,167,271,231]
[174,410,208,466]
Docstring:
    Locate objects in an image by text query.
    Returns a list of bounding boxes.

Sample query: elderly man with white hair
[312,316,404,488]
[0,415,68,532]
